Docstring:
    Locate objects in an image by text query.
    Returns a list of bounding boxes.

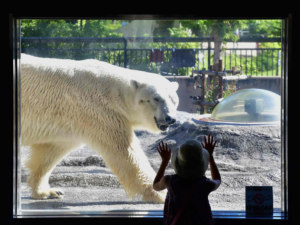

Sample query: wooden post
[218,59,223,71]
[218,59,223,98]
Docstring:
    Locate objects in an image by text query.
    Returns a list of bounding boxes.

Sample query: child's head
[171,139,209,179]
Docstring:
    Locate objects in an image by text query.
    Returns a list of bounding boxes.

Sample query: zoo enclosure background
[21,36,281,77]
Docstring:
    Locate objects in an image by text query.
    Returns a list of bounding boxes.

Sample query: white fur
[21,54,179,202]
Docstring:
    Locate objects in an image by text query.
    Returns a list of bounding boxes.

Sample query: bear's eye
[139,99,150,104]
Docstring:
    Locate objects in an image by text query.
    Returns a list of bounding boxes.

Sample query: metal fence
[21,37,282,76]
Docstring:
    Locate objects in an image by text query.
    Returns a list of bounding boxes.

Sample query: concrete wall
[166,76,281,113]
[236,76,281,95]
[166,76,200,113]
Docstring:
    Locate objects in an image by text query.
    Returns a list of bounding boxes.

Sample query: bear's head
[130,79,179,133]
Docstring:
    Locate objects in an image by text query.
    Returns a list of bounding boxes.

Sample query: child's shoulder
[164,174,176,183]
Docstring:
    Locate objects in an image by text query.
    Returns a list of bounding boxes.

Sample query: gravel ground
[20,111,282,214]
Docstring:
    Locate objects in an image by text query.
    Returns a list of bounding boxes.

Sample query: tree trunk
[211,31,223,102]
[213,31,222,70]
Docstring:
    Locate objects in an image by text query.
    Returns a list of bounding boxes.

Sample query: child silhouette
[153,135,221,225]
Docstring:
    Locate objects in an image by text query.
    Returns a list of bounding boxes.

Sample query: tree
[246,20,281,37]
[202,20,247,68]
[155,20,247,68]
[21,19,123,38]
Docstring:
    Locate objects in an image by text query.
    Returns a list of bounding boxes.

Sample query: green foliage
[203,20,247,41]
[167,26,200,49]
[21,19,123,38]
[246,20,282,37]
[21,19,281,40]
[180,20,207,37]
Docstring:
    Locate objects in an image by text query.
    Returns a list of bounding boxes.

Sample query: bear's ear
[131,80,145,90]
[171,82,179,91]
[131,80,139,89]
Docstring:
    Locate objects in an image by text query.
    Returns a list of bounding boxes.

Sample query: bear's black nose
[165,115,176,124]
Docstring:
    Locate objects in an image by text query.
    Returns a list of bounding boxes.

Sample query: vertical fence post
[208,41,211,69]
[39,38,42,56]
[123,37,128,68]
[276,50,280,76]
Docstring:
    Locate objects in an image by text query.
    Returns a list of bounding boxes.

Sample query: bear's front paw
[32,188,64,199]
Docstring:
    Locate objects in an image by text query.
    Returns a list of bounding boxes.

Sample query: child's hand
[157,141,171,164]
[153,141,171,191]
[201,134,217,156]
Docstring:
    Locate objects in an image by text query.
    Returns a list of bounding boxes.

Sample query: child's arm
[153,141,171,191]
[202,135,221,191]
[209,153,221,190]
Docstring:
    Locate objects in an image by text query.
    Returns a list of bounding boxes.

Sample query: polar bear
[21,54,179,203]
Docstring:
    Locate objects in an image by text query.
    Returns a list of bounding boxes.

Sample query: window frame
[8,13,293,225]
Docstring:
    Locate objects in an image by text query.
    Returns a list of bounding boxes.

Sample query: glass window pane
[18,18,285,216]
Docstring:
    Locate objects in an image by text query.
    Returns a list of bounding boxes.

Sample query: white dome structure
[210,88,280,124]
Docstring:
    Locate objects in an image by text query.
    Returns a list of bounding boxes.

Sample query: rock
[84,155,106,167]
[59,155,106,167]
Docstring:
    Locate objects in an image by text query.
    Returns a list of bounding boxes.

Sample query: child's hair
[171,139,210,179]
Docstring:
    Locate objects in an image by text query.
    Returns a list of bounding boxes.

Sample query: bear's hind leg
[26,142,78,199]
